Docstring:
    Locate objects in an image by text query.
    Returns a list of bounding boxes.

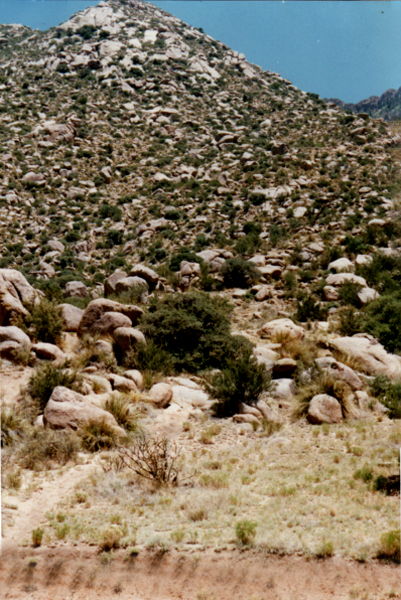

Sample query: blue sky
[0,1,400,103]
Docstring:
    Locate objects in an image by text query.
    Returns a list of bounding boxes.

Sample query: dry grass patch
[35,417,399,560]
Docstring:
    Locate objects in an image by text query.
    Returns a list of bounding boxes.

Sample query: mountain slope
[0,0,399,295]
[326,86,401,121]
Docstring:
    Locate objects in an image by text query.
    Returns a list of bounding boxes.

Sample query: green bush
[208,346,270,417]
[338,307,363,336]
[23,298,64,344]
[221,257,260,289]
[377,530,400,563]
[363,292,401,353]
[139,292,241,372]
[28,362,82,412]
[338,281,363,307]
[235,520,257,546]
[296,293,327,322]
[124,340,174,374]
[370,375,401,418]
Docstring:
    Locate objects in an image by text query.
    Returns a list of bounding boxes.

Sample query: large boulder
[113,327,146,354]
[63,281,88,298]
[0,269,40,326]
[115,276,148,295]
[149,382,173,408]
[329,334,401,380]
[91,312,132,336]
[128,265,159,288]
[44,386,125,435]
[78,299,143,337]
[307,394,343,424]
[32,342,66,364]
[328,258,353,272]
[326,273,367,287]
[315,356,363,391]
[104,271,128,297]
[0,325,31,347]
[60,303,84,332]
[262,318,305,341]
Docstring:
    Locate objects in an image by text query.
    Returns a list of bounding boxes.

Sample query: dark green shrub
[169,246,202,272]
[221,257,260,289]
[296,293,327,322]
[363,292,401,352]
[370,375,401,418]
[338,281,363,307]
[106,229,124,246]
[28,363,82,412]
[208,346,270,417]
[124,340,174,374]
[358,253,401,294]
[139,292,241,372]
[269,224,287,246]
[338,307,363,336]
[28,298,64,344]
[99,203,122,221]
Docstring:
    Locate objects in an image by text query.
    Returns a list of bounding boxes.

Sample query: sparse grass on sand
[36,417,399,561]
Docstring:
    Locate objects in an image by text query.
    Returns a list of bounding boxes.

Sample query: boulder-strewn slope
[0,0,399,293]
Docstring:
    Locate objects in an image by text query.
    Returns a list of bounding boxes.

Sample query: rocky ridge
[326,87,401,122]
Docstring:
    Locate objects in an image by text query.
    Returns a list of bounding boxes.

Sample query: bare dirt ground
[1,545,400,600]
[0,364,32,406]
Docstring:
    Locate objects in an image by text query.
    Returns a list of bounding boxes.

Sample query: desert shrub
[27,362,82,412]
[208,346,270,417]
[139,291,241,372]
[1,406,29,446]
[338,307,363,336]
[80,418,119,452]
[99,526,122,552]
[19,428,81,470]
[124,340,174,375]
[377,530,400,563]
[269,223,287,247]
[169,246,202,272]
[220,257,260,289]
[362,292,401,353]
[295,293,327,322]
[235,520,257,546]
[103,394,138,432]
[373,474,400,496]
[22,297,64,344]
[357,252,401,294]
[116,436,182,486]
[370,375,401,418]
[338,281,363,307]
[353,465,373,483]
[32,528,44,547]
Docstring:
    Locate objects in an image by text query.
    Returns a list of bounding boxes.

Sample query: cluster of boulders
[2,266,401,433]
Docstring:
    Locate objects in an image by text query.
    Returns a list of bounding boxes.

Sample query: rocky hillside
[326,86,401,122]
[1,0,401,571]
[0,0,400,297]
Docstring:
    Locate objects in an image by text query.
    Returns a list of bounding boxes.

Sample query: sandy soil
[1,545,400,600]
[0,363,32,406]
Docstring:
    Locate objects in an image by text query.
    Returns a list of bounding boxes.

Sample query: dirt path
[0,546,400,600]
[2,461,96,551]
